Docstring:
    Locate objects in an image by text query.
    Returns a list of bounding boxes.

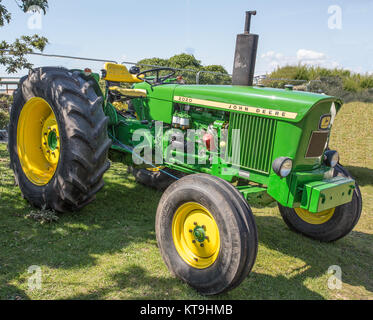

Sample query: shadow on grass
[1,145,372,299]
[0,162,164,299]
[61,214,373,300]
[65,265,187,300]
[252,215,373,297]
[344,165,373,187]
[64,264,325,300]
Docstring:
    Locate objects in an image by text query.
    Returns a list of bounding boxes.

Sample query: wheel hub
[172,202,220,269]
[193,225,206,243]
[47,130,58,151]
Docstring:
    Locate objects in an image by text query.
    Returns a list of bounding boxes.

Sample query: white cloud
[296,49,325,61]
[261,51,275,59]
[259,49,340,74]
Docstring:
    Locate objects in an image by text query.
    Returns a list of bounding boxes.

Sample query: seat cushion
[103,63,143,83]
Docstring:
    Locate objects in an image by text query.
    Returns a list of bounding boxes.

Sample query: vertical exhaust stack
[232,11,259,86]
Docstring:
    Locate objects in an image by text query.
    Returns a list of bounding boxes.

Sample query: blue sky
[1,0,373,76]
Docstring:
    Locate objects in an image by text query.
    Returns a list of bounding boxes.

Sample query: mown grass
[0,102,372,300]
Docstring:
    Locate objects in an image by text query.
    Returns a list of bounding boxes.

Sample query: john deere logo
[174,96,298,119]
[319,114,331,130]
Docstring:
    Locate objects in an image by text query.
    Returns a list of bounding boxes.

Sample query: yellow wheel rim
[294,207,335,225]
[17,97,60,186]
[172,202,220,269]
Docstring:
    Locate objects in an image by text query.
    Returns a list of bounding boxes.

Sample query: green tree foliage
[198,65,231,85]
[0,0,49,73]
[137,53,231,85]
[15,0,48,13]
[168,53,201,69]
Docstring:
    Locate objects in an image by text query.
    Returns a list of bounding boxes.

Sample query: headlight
[324,150,339,168]
[272,157,293,177]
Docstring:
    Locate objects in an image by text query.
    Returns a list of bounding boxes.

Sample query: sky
[1,0,373,77]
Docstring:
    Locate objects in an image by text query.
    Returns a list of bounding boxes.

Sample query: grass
[0,102,372,300]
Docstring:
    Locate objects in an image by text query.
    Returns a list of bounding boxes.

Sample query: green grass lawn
[0,102,372,300]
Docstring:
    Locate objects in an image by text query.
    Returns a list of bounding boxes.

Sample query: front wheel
[156,174,258,295]
[278,164,362,242]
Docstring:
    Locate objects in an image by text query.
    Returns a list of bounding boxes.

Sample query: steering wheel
[137,67,176,86]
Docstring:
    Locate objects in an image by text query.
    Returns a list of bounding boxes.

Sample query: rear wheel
[156,173,258,295]
[9,67,111,212]
[278,164,362,242]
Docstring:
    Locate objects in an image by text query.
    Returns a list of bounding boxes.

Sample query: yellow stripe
[173,96,298,119]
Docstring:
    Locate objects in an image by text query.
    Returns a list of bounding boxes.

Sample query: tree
[168,53,201,69]
[137,53,231,85]
[0,0,49,73]
[137,57,169,71]
[199,65,231,85]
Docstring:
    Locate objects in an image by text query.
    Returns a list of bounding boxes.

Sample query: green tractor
[8,13,362,295]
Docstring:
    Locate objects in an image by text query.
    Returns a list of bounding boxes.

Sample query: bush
[361,76,373,89]
[265,65,373,102]
[0,95,12,129]
[0,109,9,129]
[0,95,12,111]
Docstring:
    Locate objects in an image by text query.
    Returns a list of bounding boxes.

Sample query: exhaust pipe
[232,11,259,86]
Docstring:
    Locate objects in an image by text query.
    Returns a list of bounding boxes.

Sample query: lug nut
[189,229,192,233]
[205,236,209,240]
[194,222,197,225]
[200,243,204,247]
[192,240,196,243]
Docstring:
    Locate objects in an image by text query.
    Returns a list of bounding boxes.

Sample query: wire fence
[0,49,232,85]
[0,49,326,88]
[0,49,328,88]
[3,49,372,102]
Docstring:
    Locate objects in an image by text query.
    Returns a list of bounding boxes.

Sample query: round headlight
[324,150,339,168]
[272,157,293,177]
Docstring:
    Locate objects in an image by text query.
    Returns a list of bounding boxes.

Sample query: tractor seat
[109,86,147,98]
[102,62,143,83]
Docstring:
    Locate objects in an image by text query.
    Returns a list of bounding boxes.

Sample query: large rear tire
[278,164,362,242]
[8,67,111,212]
[156,173,258,295]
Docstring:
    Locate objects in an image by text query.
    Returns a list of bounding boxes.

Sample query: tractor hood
[173,85,342,122]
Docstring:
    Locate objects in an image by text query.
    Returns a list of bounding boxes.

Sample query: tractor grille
[228,113,277,174]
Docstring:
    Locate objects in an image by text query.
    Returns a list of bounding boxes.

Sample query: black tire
[8,67,111,213]
[129,166,184,191]
[155,173,258,295]
[278,164,362,242]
